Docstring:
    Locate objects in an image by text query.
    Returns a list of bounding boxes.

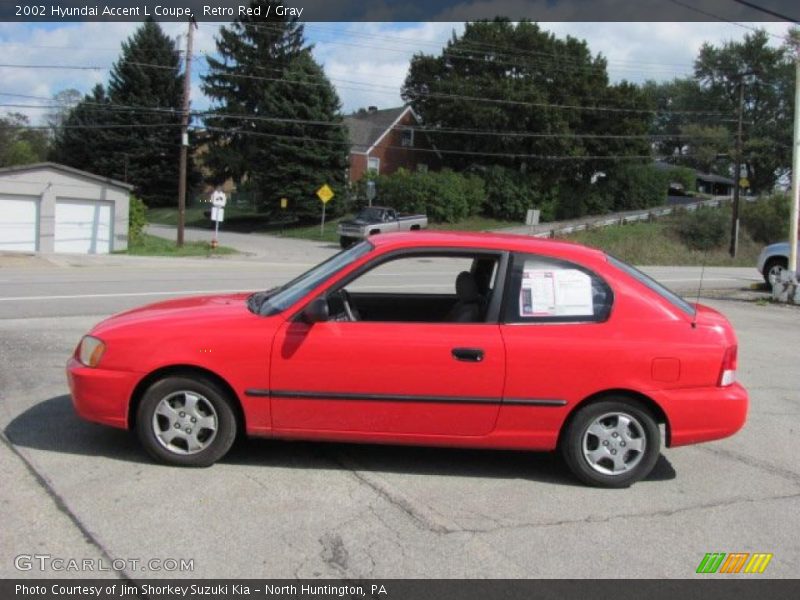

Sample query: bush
[604,164,670,212]
[671,205,727,251]
[129,195,147,247]
[370,169,486,223]
[477,166,558,222]
[741,193,790,245]
[666,166,697,194]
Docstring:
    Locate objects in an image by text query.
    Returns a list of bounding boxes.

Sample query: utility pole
[177,17,196,248]
[729,74,749,258]
[788,39,800,279]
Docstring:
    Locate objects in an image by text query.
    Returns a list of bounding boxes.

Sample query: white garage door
[55,200,112,254]
[0,195,38,252]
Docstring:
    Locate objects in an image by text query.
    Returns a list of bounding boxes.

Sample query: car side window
[504,253,612,324]
[332,253,502,323]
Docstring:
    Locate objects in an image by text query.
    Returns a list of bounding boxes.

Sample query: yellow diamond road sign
[316,184,334,204]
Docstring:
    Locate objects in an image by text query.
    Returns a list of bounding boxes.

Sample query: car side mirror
[302,297,329,323]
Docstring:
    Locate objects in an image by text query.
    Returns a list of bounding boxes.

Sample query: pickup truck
[337,206,428,248]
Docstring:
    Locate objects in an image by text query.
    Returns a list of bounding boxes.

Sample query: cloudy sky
[0,20,793,124]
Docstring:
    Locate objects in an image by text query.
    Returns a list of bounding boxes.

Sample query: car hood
[763,241,789,254]
[92,292,254,335]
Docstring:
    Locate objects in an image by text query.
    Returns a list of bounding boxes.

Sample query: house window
[367,157,380,174]
[401,129,414,147]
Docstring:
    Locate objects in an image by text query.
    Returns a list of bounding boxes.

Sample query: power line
[4,122,183,131]
[725,0,800,24]
[1,99,738,140]
[3,118,679,161]
[0,61,179,71]
[0,57,725,116]
[241,21,700,75]
[668,0,789,39]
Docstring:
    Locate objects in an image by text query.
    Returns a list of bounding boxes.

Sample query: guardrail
[528,196,731,239]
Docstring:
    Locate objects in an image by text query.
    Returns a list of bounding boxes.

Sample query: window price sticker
[520,267,593,317]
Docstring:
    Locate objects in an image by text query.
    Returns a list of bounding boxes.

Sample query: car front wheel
[136,375,238,467]
[561,399,660,487]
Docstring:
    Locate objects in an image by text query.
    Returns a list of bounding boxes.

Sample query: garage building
[0,162,132,254]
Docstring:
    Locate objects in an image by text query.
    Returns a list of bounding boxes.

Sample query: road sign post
[316,184,334,236]
[210,189,227,250]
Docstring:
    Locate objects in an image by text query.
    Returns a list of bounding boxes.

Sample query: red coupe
[67,232,747,487]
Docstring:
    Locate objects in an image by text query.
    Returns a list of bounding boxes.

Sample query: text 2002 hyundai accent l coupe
[68,232,748,487]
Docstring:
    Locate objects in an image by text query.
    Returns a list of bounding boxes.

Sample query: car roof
[367,230,608,262]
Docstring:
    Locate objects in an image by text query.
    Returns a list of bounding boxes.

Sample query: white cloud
[312,21,464,112]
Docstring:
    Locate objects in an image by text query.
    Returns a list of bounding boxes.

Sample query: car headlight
[78,336,106,367]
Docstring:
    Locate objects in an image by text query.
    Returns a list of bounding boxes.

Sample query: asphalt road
[0,246,797,579]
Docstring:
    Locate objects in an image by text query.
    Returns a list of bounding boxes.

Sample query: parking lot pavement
[0,253,797,579]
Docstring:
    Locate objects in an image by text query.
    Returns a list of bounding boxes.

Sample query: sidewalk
[146,224,338,263]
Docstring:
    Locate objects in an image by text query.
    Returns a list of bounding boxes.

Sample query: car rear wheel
[136,375,237,467]
[561,399,660,488]
[763,257,788,289]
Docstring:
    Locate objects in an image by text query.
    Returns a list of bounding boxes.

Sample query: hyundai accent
[67,232,748,487]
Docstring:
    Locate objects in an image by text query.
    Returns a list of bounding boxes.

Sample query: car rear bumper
[653,382,749,447]
[66,357,140,429]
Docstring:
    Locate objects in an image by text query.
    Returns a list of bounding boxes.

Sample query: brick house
[344,106,440,182]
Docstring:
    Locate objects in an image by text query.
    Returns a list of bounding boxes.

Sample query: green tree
[46,88,82,132]
[0,112,49,167]
[401,20,654,218]
[51,20,188,206]
[202,0,348,220]
[693,30,795,193]
[50,85,113,171]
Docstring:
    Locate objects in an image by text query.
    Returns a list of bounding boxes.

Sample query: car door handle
[451,347,484,362]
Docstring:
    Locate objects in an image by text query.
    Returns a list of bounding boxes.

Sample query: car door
[268,252,507,437]
[498,252,615,429]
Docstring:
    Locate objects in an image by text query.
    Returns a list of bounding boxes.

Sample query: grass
[147,205,761,268]
[125,233,237,257]
[561,217,762,267]
[147,207,518,244]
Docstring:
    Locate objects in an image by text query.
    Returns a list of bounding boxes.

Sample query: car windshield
[254,241,373,316]
[358,207,385,221]
[607,255,694,316]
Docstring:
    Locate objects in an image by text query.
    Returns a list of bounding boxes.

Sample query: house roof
[344,106,411,153]
[695,171,735,185]
[0,161,134,190]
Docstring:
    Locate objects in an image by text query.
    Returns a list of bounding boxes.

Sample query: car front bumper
[652,382,749,447]
[66,357,141,429]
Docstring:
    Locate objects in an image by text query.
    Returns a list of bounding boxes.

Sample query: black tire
[135,375,238,467]
[762,257,787,289]
[561,399,660,488]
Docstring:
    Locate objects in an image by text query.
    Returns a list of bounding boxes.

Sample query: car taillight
[718,345,737,387]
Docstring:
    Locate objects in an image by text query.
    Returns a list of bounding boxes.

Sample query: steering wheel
[340,289,360,322]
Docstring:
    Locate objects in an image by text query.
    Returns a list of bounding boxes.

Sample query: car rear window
[607,255,694,316]
[504,253,613,323]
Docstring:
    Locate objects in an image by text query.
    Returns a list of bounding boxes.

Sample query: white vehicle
[756,242,790,288]
[337,206,428,248]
